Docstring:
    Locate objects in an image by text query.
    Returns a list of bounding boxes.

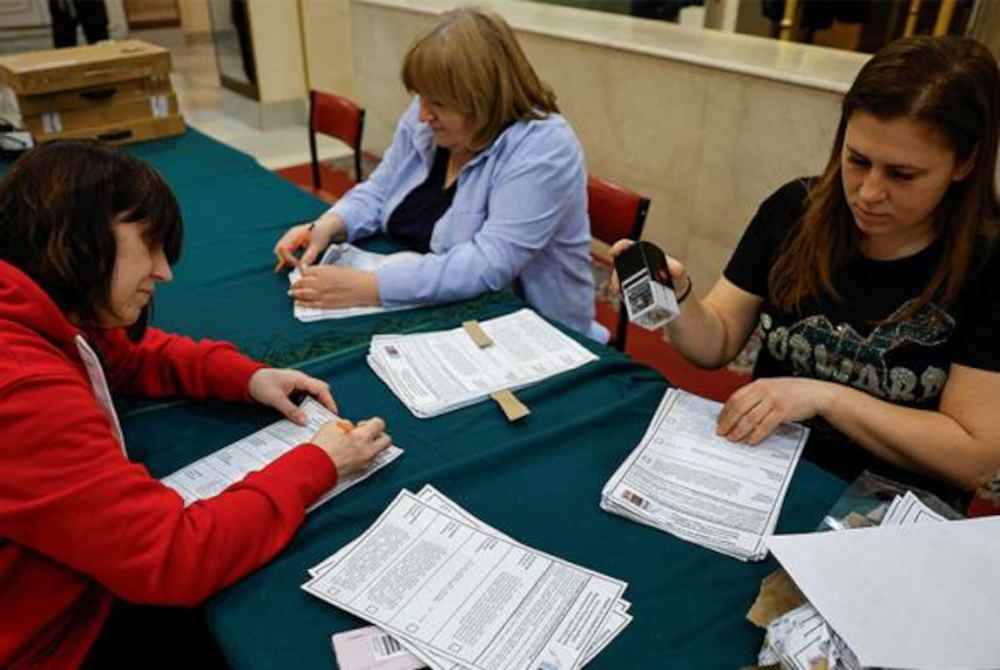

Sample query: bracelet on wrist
[676,277,693,304]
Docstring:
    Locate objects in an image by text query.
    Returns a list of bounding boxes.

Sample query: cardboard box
[42,114,185,145]
[15,75,173,116]
[24,92,179,139]
[0,40,171,96]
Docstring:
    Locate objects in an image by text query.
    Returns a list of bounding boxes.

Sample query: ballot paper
[767,513,1000,669]
[289,244,425,322]
[161,398,403,512]
[880,490,947,526]
[600,388,809,561]
[304,486,630,670]
[367,308,598,418]
[759,603,861,670]
[759,489,953,670]
[312,485,632,668]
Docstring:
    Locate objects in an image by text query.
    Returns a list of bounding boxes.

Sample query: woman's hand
[310,417,392,476]
[248,368,337,424]
[607,239,691,301]
[288,265,380,309]
[716,377,835,444]
[273,211,345,271]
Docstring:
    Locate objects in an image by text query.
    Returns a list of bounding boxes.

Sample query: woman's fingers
[724,400,770,443]
[608,239,634,258]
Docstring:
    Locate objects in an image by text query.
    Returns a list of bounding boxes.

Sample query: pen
[274,221,317,273]
[336,419,354,433]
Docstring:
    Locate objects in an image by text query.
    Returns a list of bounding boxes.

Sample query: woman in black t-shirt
[612,36,1000,499]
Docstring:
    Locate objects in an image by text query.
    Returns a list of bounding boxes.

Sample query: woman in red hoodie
[0,141,392,669]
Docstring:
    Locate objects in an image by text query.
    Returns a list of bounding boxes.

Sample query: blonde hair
[401,8,559,152]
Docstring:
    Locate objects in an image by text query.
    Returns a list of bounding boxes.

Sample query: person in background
[49,0,109,48]
[0,141,392,669]
[612,35,1000,504]
[273,8,606,342]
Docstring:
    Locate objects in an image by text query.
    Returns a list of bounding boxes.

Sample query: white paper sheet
[368,308,598,419]
[290,244,425,322]
[601,389,809,561]
[768,517,1000,669]
[161,398,403,511]
[304,489,628,670]
[314,486,632,669]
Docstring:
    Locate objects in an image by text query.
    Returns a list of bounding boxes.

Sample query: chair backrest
[586,175,651,352]
[309,90,366,186]
[586,175,650,245]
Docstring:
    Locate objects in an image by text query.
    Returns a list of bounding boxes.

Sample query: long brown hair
[0,140,183,340]
[401,8,559,152]
[770,36,1000,318]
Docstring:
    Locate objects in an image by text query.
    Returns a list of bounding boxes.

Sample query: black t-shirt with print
[723,178,1000,501]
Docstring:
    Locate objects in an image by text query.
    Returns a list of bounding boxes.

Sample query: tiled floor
[134,27,352,170]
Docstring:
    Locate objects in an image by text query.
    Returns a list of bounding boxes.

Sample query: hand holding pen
[310,416,392,476]
[273,211,347,272]
[273,222,315,272]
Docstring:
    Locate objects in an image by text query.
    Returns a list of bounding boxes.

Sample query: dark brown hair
[401,8,559,152]
[0,140,183,340]
[770,36,1000,319]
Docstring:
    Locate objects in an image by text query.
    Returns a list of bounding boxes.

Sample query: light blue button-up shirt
[328,98,607,342]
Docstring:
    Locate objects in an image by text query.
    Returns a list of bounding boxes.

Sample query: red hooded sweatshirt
[0,261,339,669]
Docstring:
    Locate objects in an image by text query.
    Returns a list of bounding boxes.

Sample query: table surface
[3,131,848,669]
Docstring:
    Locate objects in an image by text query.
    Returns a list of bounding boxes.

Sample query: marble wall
[247,0,307,105]
[301,0,355,98]
[349,0,861,294]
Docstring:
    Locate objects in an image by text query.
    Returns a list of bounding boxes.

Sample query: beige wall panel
[247,0,306,103]
[301,0,354,97]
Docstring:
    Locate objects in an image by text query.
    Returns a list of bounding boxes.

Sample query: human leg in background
[48,0,79,48]
[76,0,109,44]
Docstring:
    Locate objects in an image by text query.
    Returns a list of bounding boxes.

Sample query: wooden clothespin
[462,320,493,348]
[490,389,530,422]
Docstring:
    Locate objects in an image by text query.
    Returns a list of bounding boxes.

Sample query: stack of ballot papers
[600,388,809,561]
[305,484,632,670]
[161,398,403,512]
[761,491,959,670]
[289,244,424,322]
[367,308,598,418]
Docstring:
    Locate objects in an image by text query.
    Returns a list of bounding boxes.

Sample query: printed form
[290,244,425,322]
[304,488,628,670]
[601,389,808,561]
[324,486,632,670]
[368,308,597,418]
[161,398,403,512]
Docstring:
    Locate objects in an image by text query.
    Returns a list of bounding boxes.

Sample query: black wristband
[676,277,693,304]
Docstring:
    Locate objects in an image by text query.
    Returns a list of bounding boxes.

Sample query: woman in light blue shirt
[274,8,606,342]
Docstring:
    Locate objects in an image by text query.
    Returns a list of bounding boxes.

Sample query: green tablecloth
[6,130,848,669]
[124,319,846,670]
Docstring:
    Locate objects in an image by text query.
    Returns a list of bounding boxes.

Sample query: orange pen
[274,227,313,273]
[335,419,355,433]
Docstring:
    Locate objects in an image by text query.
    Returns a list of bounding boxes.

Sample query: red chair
[308,90,366,192]
[587,175,651,352]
